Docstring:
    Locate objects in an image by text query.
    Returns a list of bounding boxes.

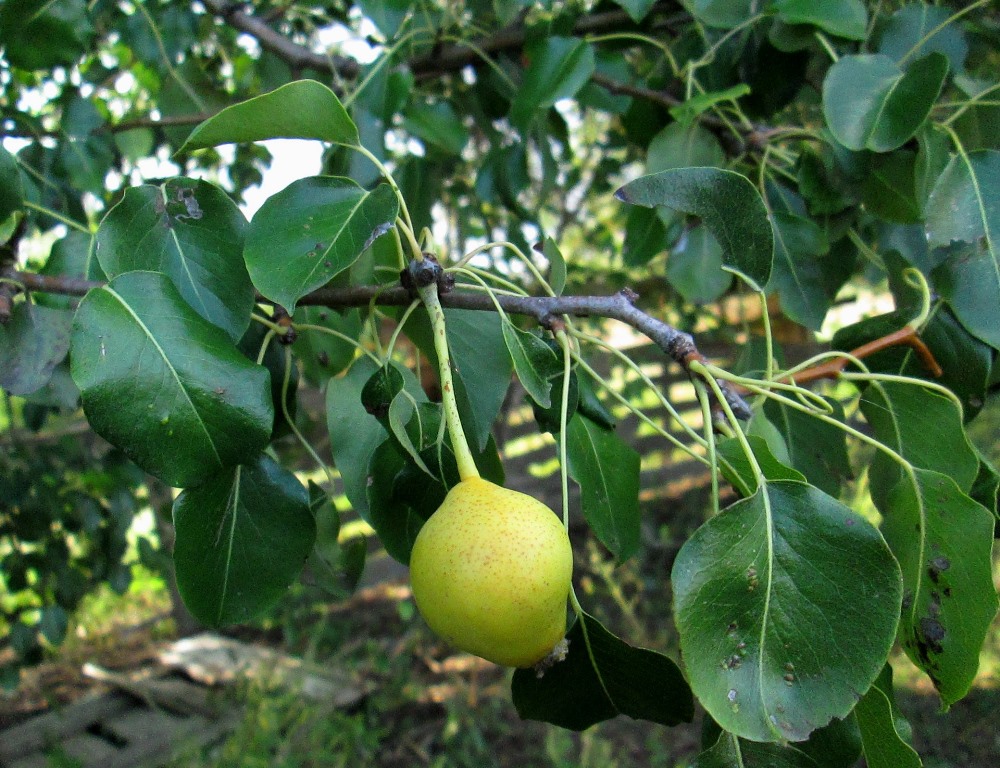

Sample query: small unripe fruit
[409,477,573,667]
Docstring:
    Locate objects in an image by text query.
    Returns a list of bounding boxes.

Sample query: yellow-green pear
[409,477,573,668]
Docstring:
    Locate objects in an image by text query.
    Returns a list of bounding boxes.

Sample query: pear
[409,477,573,668]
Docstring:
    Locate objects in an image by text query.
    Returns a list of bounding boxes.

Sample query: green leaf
[877,3,968,72]
[566,414,641,562]
[357,0,411,37]
[695,715,862,768]
[0,146,24,222]
[503,321,560,408]
[245,177,398,312]
[0,303,71,396]
[882,469,997,705]
[672,480,902,742]
[717,435,805,498]
[403,99,468,155]
[237,322,297,440]
[915,125,951,213]
[823,53,949,152]
[293,307,361,385]
[0,0,93,69]
[510,38,596,130]
[70,271,273,488]
[173,452,315,626]
[766,212,833,330]
[860,382,979,511]
[612,0,657,24]
[405,307,512,452]
[512,612,693,730]
[763,398,852,497]
[687,0,754,28]
[542,237,567,295]
[326,358,386,520]
[666,225,733,304]
[622,206,668,268]
[180,80,359,151]
[969,452,999,525]
[926,150,1000,349]
[861,151,922,224]
[616,168,773,286]
[775,0,867,40]
[669,85,750,126]
[532,367,579,434]
[854,665,921,768]
[646,122,725,175]
[95,178,254,341]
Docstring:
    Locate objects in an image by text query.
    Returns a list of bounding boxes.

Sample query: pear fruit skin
[409,477,573,668]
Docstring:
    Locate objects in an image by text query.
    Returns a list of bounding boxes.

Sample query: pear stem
[416,281,480,482]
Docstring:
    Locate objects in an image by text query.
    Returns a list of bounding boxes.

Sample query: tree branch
[200,0,360,78]
[10,269,752,418]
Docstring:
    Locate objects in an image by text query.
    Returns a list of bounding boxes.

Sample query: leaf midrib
[104,284,223,468]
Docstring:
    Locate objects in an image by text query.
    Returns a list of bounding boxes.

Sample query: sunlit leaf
[503,321,560,408]
[180,79,359,151]
[245,176,398,312]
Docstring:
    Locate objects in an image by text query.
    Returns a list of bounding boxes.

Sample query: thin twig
[11,269,752,417]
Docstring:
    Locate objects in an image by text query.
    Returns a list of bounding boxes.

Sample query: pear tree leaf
[173,452,314,626]
[669,85,750,126]
[612,0,657,24]
[673,480,902,742]
[716,435,805,498]
[293,307,361,385]
[180,79,359,151]
[0,0,93,70]
[326,358,386,519]
[926,150,1000,349]
[541,237,567,295]
[388,392,434,477]
[512,612,693,730]
[764,397,852,497]
[775,0,867,40]
[0,303,72,396]
[510,37,596,130]
[881,469,997,705]
[860,382,979,512]
[765,211,832,330]
[245,176,398,312]
[854,665,921,768]
[503,320,561,408]
[95,178,253,341]
[969,452,999,524]
[566,413,640,562]
[861,151,922,224]
[404,307,512,453]
[0,146,24,223]
[823,53,949,152]
[686,0,754,29]
[616,168,773,286]
[666,225,732,304]
[877,4,969,71]
[70,271,273,488]
[694,715,862,767]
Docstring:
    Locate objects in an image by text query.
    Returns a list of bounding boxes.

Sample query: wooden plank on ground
[0,692,133,761]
